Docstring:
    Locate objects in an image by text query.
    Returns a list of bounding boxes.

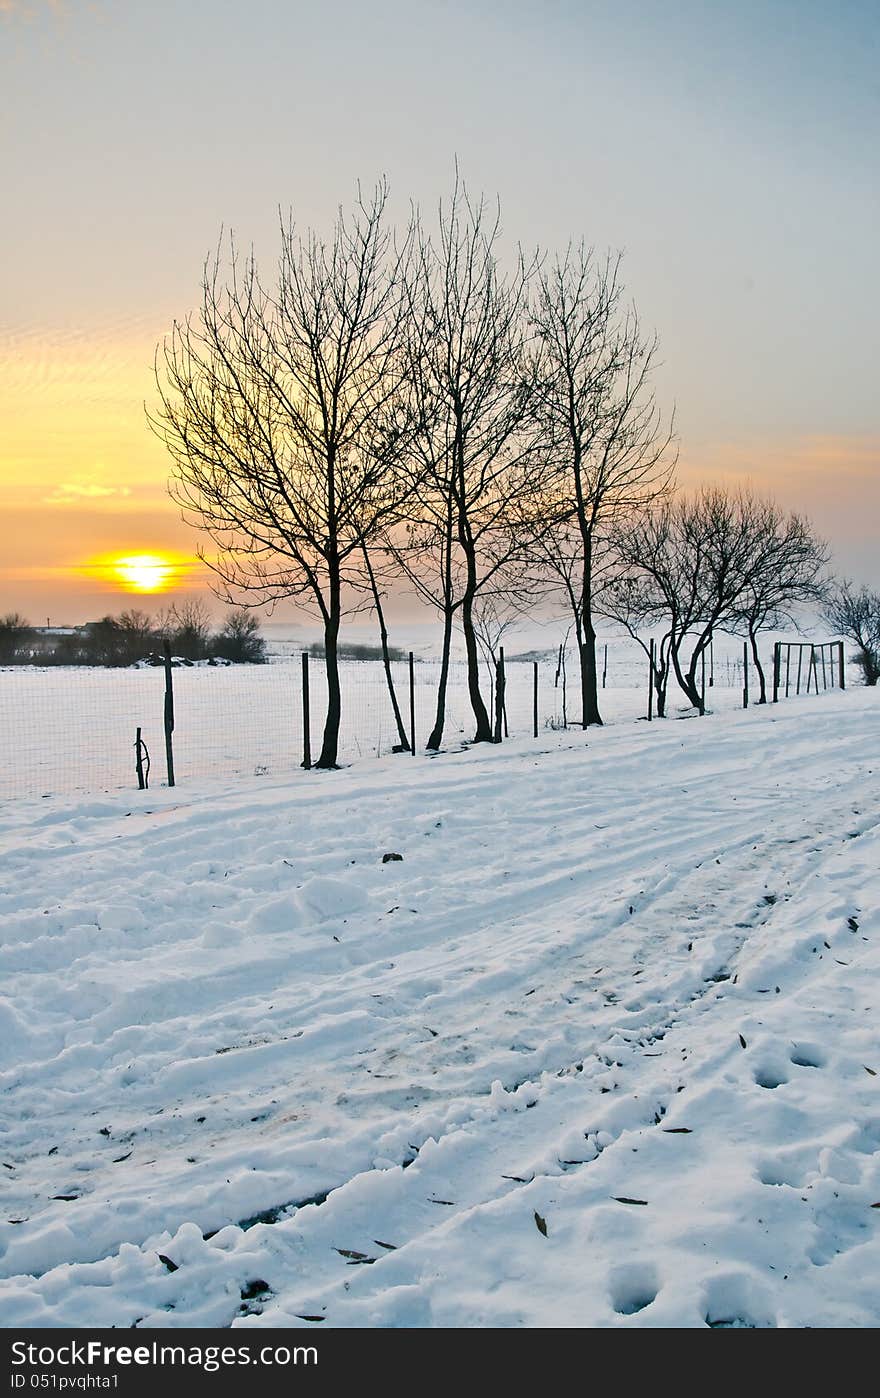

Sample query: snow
[0,686,878,1328]
[0,634,758,800]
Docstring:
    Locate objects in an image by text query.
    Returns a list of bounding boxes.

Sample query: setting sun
[75,549,202,599]
[113,554,174,593]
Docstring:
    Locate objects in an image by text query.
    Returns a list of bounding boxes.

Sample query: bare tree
[151,183,411,768]
[529,246,674,726]
[730,503,828,702]
[824,580,880,685]
[394,176,548,748]
[358,539,410,750]
[161,597,213,661]
[608,489,767,712]
[525,513,619,677]
[607,488,827,713]
[600,567,674,716]
[472,594,518,737]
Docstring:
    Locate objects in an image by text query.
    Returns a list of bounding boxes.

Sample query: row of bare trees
[604,490,829,713]
[151,178,844,766]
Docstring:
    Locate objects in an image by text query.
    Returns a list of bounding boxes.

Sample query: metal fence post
[135,727,145,789]
[163,639,175,787]
[301,651,312,770]
[742,640,749,709]
[533,660,538,738]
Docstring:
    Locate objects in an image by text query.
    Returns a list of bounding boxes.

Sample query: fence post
[742,640,749,709]
[163,639,175,788]
[409,651,416,756]
[494,648,506,743]
[784,644,792,697]
[301,651,311,770]
[135,727,146,789]
[533,660,538,738]
[807,645,816,695]
[602,642,608,689]
[772,641,780,703]
[647,638,654,721]
[838,640,845,690]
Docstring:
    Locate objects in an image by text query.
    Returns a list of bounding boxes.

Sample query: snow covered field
[1,686,878,1328]
[1,635,755,800]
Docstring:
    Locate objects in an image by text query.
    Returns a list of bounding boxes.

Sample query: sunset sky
[2,0,877,624]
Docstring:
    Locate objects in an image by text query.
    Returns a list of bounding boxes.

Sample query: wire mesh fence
[0,634,836,801]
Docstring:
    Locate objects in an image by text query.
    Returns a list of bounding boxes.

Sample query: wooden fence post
[163,639,175,788]
[647,638,655,721]
[772,642,780,703]
[838,640,845,690]
[301,651,312,770]
[409,651,416,756]
[533,660,538,737]
[742,640,749,709]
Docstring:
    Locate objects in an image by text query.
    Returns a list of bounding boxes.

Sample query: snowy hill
[0,688,878,1328]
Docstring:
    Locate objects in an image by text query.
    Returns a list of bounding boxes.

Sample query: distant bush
[210,609,267,664]
[0,613,35,664]
[3,604,267,667]
[70,611,158,667]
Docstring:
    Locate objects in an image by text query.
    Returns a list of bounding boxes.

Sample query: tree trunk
[749,629,767,703]
[427,607,454,750]
[653,653,668,718]
[684,647,706,714]
[579,538,602,727]
[671,633,702,710]
[656,672,667,718]
[580,612,602,727]
[316,572,341,769]
[362,543,409,750]
[461,584,493,741]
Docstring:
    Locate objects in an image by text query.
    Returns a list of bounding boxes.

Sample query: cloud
[44,481,132,504]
